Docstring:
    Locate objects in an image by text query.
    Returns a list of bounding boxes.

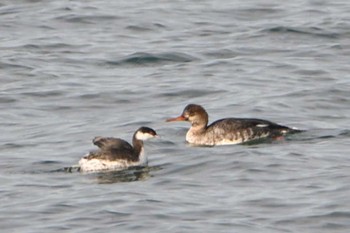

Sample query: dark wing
[208,118,292,142]
[210,117,289,130]
[93,136,133,151]
[87,137,137,161]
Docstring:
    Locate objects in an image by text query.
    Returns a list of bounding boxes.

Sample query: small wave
[0,61,33,71]
[54,13,120,24]
[3,142,36,149]
[274,211,350,229]
[284,129,350,143]
[339,129,350,137]
[16,160,69,175]
[125,23,166,32]
[106,52,197,66]
[264,26,340,39]
[21,42,80,50]
[0,97,16,104]
[158,89,224,99]
[204,49,237,59]
[21,90,64,98]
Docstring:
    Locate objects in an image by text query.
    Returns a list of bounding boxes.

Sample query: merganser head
[134,127,158,140]
[166,104,209,127]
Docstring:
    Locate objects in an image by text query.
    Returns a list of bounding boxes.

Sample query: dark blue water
[1,1,350,232]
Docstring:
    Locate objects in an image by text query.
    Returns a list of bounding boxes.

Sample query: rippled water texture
[1,0,350,232]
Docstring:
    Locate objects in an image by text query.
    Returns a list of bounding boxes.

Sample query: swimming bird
[79,127,158,172]
[166,104,301,146]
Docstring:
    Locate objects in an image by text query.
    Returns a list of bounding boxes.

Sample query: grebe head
[134,127,158,140]
[166,104,208,127]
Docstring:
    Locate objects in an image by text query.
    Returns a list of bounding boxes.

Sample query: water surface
[1,0,350,232]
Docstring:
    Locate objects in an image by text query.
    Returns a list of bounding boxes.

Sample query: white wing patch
[256,124,269,128]
[281,130,288,134]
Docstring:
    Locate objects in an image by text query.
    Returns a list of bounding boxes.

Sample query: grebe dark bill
[79,127,158,172]
[166,104,302,146]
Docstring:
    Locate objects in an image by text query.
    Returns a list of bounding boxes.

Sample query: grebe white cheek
[78,126,158,172]
[135,131,156,141]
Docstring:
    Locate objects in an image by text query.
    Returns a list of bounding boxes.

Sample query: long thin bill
[166,115,186,122]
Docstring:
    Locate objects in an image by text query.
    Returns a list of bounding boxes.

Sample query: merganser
[166,104,301,146]
[79,127,158,172]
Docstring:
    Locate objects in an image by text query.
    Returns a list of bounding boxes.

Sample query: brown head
[166,104,209,127]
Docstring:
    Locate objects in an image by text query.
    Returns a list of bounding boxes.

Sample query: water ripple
[106,52,197,66]
[264,26,340,38]
[1,0,350,232]
[54,13,120,24]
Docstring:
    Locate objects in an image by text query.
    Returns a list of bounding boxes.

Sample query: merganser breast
[166,104,302,146]
[79,127,157,172]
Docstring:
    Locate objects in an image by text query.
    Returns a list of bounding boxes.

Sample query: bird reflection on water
[63,165,162,184]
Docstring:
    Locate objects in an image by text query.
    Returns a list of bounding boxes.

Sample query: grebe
[166,104,301,146]
[79,127,157,172]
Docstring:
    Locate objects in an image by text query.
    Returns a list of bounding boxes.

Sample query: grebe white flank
[79,127,158,172]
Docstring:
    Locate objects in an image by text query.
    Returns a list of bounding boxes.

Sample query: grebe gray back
[79,127,158,172]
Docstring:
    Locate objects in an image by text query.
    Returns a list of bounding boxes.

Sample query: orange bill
[166,115,186,122]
